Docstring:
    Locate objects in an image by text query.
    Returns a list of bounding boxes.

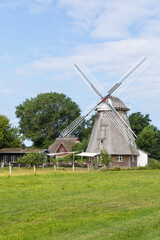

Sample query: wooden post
[54,165,56,171]
[56,156,58,168]
[81,151,83,163]
[42,163,44,169]
[33,165,36,174]
[9,165,11,175]
[73,153,75,172]
[87,164,90,171]
[96,155,99,168]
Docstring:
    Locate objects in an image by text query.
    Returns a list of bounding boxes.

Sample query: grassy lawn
[0,169,160,240]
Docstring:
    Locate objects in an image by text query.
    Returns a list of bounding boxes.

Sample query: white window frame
[101,125,105,131]
[11,156,16,163]
[117,155,123,162]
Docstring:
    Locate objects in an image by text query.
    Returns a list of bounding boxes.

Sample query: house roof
[77,152,99,157]
[48,137,79,153]
[138,149,149,155]
[0,148,48,154]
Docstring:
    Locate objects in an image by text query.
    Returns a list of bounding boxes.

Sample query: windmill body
[86,96,139,167]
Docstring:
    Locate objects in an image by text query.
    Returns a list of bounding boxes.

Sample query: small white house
[137,149,148,167]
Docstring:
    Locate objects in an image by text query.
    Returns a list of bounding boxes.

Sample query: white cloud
[0,0,54,14]
[58,0,160,40]
[17,37,159,74]
[27,0,53,13]
[0,89,13,95]
[0,54,15,62]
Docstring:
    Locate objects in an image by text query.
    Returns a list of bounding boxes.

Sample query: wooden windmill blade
[105,100,136,139]
[104,101,136,144]
[106,57,149,98]
[60,115,85,138]
[74,62,105,98]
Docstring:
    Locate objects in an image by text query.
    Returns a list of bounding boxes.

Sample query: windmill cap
[96,95,130,112]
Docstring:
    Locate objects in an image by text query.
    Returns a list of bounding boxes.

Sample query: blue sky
[0,0,160,145]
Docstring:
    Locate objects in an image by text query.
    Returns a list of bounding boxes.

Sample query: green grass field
[1,169,160,240]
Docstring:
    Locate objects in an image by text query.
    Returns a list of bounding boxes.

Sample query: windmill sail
[105,100,136,139]
[103,102,136,145]
[107,57,149,97]
[60,115,85,138]
[74,63,104,98]
[60,103,98,138]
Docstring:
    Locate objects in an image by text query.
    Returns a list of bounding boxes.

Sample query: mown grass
[0,169,160,239]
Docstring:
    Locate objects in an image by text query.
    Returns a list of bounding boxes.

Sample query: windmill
[60,57,149,167]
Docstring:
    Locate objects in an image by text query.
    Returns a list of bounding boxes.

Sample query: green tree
[136,125,160,160]
[0,115,22,149]
[100,150,112,167]
[17,152,45,167]
[15,92,80,148]
[72,139,89,152]
[129,112,151,136]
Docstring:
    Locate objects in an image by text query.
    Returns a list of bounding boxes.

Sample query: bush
[17,152,45,167]
[147,159,160,169]
[100,150,112,167]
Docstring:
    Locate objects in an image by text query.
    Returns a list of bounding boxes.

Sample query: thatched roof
[48,137,79,153]
[0,148,48,154]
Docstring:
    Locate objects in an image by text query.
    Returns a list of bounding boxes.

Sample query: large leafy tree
[129,112,160,160]
[136,125,160,160]
[0,115,22,149]
[15,92,80,148]
[129,112,151,136]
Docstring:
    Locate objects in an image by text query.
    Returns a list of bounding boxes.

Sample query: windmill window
[101,125,105,131]
[100,139,103,144]
[117,155,122,162]
[130,140,134,146]
[123,113,127,120]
